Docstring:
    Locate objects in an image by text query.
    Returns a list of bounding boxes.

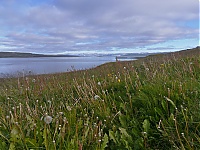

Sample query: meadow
[0,47,199,149]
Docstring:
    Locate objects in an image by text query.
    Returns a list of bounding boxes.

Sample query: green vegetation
[0,47,199,149]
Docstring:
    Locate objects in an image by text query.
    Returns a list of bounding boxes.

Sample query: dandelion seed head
[94,95,100,100]
[44,115,53,124]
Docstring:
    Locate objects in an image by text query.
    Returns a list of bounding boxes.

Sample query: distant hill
[0,52,78,58]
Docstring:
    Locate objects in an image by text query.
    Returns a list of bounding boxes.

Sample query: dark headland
[0,52,78,58]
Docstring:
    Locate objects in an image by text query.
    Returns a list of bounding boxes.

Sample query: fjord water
[0,56,118,77]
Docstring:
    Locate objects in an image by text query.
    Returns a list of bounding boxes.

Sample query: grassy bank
[0,47,199,149]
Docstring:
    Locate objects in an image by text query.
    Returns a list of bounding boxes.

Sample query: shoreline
[0,47,199,78]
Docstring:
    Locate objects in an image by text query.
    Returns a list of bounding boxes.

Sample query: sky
[0,0,199,55]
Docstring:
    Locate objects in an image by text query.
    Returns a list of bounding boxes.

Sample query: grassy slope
[0,47,199,149]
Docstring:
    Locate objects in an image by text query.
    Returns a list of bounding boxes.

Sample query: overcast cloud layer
[0,0,199,54]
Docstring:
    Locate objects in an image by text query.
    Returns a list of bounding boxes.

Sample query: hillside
[0,47,199,149]
[0,52,78,58]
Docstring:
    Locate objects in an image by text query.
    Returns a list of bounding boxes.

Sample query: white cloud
[0,0,198,54]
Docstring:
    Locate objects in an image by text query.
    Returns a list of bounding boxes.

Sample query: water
[0,56,117,77]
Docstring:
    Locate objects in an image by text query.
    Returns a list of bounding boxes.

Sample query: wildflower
[142,132,147,135]
[63,117,67,122]
[32,79,36,83]
[94,95,100,100]
[44,115,53,124]
[97,82,101,86]
[160,64,164,67]
[59,112,64,115]
[118,79,121,82]
[66,106,72,111]
[158,119,161,129]
[181,133,185,137]
[47,100,51,104]
[123,67,126,69]
[98,132,102,136]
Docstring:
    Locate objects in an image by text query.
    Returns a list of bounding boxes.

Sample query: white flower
[66,106,72,111]
[44,115,53,124]
[97,82,101,86]
[59,112,64,115]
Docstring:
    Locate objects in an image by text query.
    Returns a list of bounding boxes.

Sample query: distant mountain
[0,52,79,58]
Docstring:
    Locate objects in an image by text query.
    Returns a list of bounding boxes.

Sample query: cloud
[0,0,198,54]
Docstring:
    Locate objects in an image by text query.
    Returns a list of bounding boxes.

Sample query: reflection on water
[0,57,117,77]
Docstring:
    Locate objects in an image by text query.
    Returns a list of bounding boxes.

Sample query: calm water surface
[0,57,117,77]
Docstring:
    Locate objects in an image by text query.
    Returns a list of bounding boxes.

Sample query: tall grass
[0,47,199,149]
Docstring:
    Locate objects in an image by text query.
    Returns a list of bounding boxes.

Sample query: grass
[0,47,199,149]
